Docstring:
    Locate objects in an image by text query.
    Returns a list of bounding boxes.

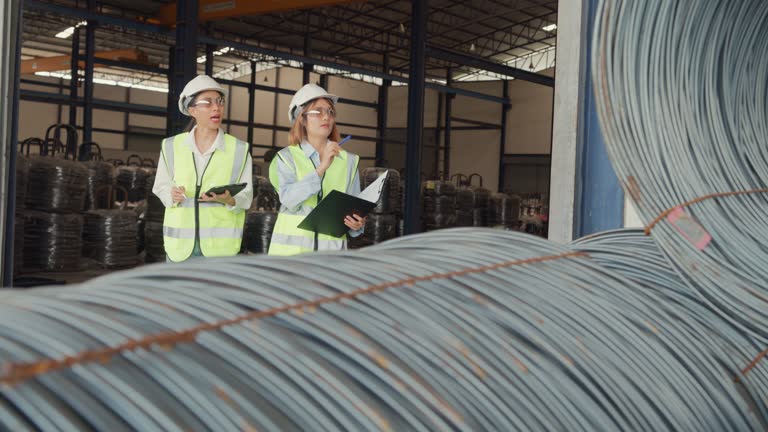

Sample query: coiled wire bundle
[115,155,149,203]
[593,0,768,341]
[25,156,88,213]
[361,168,401,213]
[19,210,83,272]
[422,180,456,230]
[243,209,278,254]
[82,187,138,269]
[0,228,765,431]
[14,152,30,209]
[12,216,23,276]
[489,193,521,228]
[143,221,165,263]
[348,213,398,249]
[143,175,165,223]
[571,228,768,424]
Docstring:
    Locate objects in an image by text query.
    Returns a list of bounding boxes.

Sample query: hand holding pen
[317,136,352,175]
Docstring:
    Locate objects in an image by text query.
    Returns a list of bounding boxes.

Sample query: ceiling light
[470,43,476,52]
[55,21,86,39]
[543,23,557,32]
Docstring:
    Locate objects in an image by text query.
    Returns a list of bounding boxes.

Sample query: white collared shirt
[152,126,253,212]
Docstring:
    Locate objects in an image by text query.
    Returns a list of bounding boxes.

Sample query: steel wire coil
[15,153,30,210]
[82,210,139,269]
[144,176,165,223]
[115,166,149,203]
[252,191,280,212]
[571,228,768,426]
[143,221,165,263]
[361,168,401,214]
[422,180,456,197]
[25,156,88,213]
[593,0,768,340]
[348,213,399,249]
[19,210,83,272]
[456,187,490,211]
[0,228,764,430]
[82,160,116,211]
[243,210,278,254]
[489,193,520,227]
[455,209,473,227]
[13,215,23,276]
[253,175,274,196]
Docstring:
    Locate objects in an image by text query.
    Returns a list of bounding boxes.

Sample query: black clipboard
[205,182,247,196]
[297,190,376,237]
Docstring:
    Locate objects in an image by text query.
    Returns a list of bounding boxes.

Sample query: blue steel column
[169,0,199,134]
[403,0,427,235]
[376,53,390,167]
[498,80,509,191]
[574,0,623,237]
[205,44,214,76]
[248,60,256,146]
[302,25,312,85]
[68,27,79,128]
[443,68,453,176]
[83,0,96,143]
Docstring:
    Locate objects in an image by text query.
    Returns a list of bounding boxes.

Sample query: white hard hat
[178,75,227,116]
[288,84,338,124]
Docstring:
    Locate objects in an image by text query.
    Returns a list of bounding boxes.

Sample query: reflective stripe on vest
[268,145,359,256]
[161,132,249,262]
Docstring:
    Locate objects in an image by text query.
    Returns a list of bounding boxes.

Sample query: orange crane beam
[157,0,366,26]
[21,49,150,75]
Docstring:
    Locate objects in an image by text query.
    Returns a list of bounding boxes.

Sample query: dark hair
[264,148,278,162]
[183,118,196,132]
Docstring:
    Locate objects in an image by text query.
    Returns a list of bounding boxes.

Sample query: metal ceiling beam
[425,45,554,87]
[24,0,172,36]
[157,0,366,26]
[20,48,149,74]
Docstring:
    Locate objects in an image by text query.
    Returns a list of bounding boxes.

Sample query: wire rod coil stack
[592,0,768,341]
[0,228,765,430]
[571,228,768,425]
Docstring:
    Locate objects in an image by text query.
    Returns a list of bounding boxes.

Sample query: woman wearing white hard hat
[267,83,365,255]
[152,75,253,262]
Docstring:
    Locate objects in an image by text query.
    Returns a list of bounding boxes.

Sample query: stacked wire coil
[82,160,116,211]
[82,209,138,269]
[243,209,278,254]
[422,180,456,230]
[143,176,166,263]
[25,156,88,213]
[489,193,520,228]
[14,153,30,210]
[592,0,768,342]
[361,167,401,214]
[19,211,83,272]
[0,228,765,430]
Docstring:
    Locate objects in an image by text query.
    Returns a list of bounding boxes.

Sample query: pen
[339,135,352,146]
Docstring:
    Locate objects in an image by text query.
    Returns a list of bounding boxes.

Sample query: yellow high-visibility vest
[160,132,249,262]
[268,144,359,256]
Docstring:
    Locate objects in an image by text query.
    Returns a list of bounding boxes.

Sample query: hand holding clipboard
[298,170,388,237]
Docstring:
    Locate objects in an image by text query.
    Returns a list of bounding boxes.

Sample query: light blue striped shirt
[274,140,363,237]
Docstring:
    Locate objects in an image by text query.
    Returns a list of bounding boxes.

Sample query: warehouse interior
[0,0,766,430]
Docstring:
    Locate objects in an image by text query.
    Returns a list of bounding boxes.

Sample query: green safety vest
[160,132,249,262]
[268,144,359,256]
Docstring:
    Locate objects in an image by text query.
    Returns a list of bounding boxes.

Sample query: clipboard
[297,171,389,237]
[205,182,247,197]
[297,190,377,237]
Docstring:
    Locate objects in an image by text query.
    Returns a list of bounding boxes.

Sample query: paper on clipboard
[357,171,388,203]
